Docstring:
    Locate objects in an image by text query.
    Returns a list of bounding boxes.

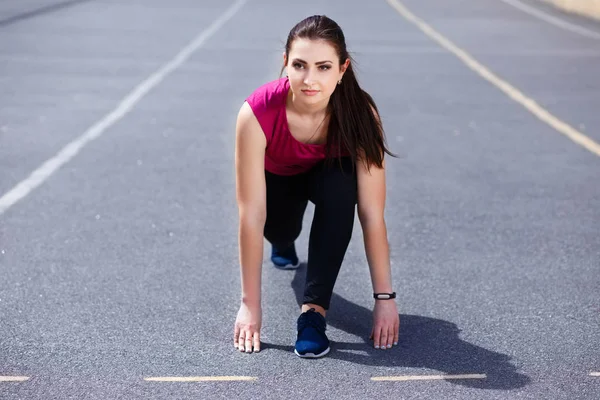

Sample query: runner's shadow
[269,264,530,390]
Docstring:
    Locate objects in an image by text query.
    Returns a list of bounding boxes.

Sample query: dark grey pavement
[1,0,599,399]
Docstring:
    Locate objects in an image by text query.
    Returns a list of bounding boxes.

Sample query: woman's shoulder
[245,77,289,115]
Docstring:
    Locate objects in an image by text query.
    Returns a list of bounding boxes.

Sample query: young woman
[234,15,399,358]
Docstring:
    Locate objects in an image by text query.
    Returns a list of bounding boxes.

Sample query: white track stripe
[0,376,29,382]
[372,374,487,381]
[0,0,248,217]
[386,0,600,158]
[500,0,600,40]
[144,376,257,382]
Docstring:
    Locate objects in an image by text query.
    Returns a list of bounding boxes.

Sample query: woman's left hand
[370,300,400,349]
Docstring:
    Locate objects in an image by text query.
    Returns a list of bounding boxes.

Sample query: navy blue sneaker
[271,243,300,270]
[294,308,330,358]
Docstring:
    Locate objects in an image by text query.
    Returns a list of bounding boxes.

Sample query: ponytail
[327,60,395,170]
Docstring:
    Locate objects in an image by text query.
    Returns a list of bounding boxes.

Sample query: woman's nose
[303,69,316,85]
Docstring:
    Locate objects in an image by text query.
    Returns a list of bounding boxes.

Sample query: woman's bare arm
[234,101,267,353]
[356,159,392,294]
[235,101,267,306]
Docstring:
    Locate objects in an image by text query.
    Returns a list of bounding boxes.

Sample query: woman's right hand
[234,302,262,353]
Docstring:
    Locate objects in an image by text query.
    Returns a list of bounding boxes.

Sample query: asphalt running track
[0,0,599,398]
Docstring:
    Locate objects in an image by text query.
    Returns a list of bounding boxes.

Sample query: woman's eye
[291,63,330,70]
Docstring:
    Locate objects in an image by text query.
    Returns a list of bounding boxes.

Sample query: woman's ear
[282,53,289,76]
[341,58,350,73]
[339,58,350,82]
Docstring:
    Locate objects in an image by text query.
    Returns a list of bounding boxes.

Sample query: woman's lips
[302,89,319,96]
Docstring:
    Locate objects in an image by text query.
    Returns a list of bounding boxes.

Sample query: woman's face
[284,38,348,107]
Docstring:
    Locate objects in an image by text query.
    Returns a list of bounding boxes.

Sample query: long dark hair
[282,15,395,169]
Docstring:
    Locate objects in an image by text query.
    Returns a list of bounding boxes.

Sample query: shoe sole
[273,260,301,270]
[294,346,330,359]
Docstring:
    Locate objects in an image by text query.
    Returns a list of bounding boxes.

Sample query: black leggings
[264,157,358,310]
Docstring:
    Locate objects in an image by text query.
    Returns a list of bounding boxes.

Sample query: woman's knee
[311,157,358,207]
[264,221,301,249]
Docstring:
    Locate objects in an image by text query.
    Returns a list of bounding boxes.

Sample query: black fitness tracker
[373,292,396,300]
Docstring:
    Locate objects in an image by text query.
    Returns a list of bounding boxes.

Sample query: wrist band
[373,292,396,300]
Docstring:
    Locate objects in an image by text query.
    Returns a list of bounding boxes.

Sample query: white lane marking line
[500,0,600,40]
[386,0,600,158]
[372,374,487,381]
[590,372,600,377]
[0,376,29,382]
[0,0,248,217]
[144,376,257,382]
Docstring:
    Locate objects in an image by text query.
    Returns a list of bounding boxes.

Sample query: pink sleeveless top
[246,77,335,176]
